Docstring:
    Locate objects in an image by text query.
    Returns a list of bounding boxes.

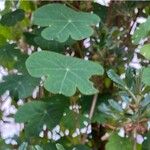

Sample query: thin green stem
[133,129,137,150]
[125,86,137,103]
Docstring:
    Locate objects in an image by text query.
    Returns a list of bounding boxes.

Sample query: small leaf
[132,17,150,45]
[0,9,25,26]
[105,133,133,150]
[107,69,126,88]
[108,99,123,112]
[15,95,69,136]
[140,94,150,107]
[34,145,43,150]
[125,67,135,89]
[0,43,22,69]
[0,73,39,99]
[19,0,35,12]
[140,44,150,60]
[32,4,100,42]
[26,51,104,96]
[18,142,28,150]
[142,67,150,86]
[98,103,111,114]
[56,144,65,150]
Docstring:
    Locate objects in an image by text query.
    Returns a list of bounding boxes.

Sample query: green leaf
[19,0,36,12]
[140,94,150,107]
[34,35,75,52]
[40,143,57,150]
[125,67,135,89]
[0,9,25,26]
[140,44,150,60]
[98,103,111,114]
[61,109,89,131]
[105,133,133,150]
[132,17,150,45]
[107,69,126,88]
[72,145,91,150]
[34,145,43,150]
[56,144,65,150]
[93,3,108,22]
[0,73,39,99]
[92,112,107,123]
[142,132,150,150]
[0,34,7,47]
[142,67,150,86]
[32,4,100,42]
[0,43,22,69]
[26,51,104,96]
[0,25,13,40]
[0,43,28,72]
[18,142,28,150]
[108,99,123,112]
[15,95,69,136]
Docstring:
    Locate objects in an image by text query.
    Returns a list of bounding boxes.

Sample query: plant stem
[125,87,137,103]
[89,94,98,119]
[81,94,98,144]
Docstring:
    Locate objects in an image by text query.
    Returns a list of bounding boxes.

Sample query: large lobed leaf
[15,95,69,136]
[26,51,104,96]
[0,73,39,99]
[32,4,100,42]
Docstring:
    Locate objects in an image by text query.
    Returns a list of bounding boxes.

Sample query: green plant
[0,1,150,150]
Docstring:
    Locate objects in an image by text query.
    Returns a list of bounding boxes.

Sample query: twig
[125,86,137,103]
[89,94,98,119]
[81,94,98,144]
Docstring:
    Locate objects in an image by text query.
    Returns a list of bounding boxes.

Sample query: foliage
[26,51,103,96]
[105,133,133,150]
[32,4,100,42]
[0,1,150,150]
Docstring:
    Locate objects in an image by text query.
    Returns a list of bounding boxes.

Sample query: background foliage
[0,1,150,150]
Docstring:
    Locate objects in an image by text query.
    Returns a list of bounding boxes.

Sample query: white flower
[136,134,144,144]
[118,128,125,137]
